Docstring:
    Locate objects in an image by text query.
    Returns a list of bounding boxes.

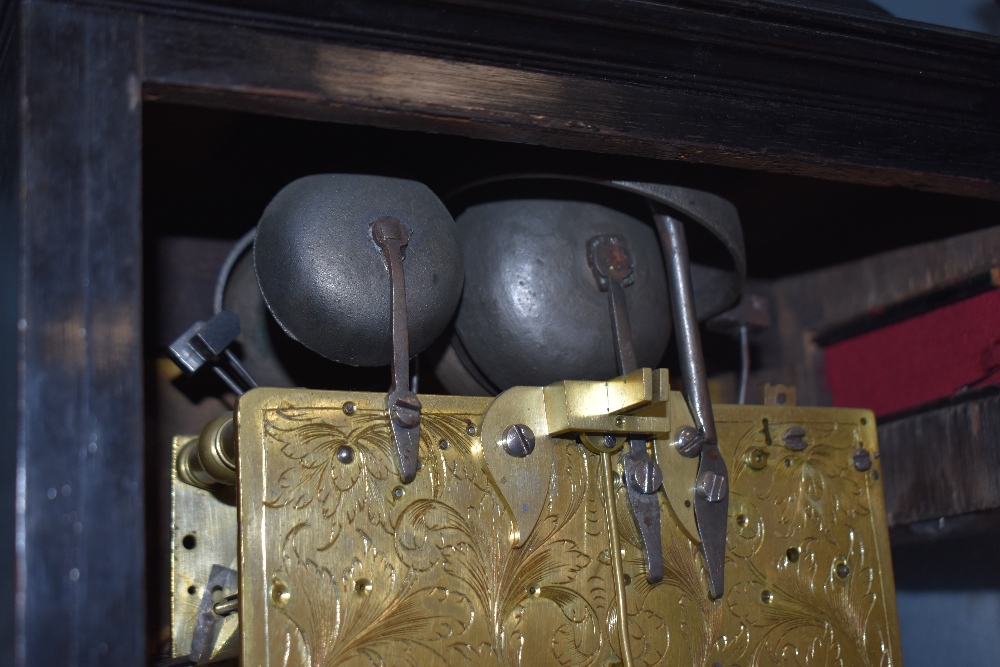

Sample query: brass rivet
[342,402,356,416]
[736,514,749,527]
[527,584,542,597]
[466,424,477,436]
[615,416,626,428]
[786,547,799,563]
[836,563,851,578]
[392,486,404,500]
[439,439,450,450]
[336,445,354,464]
[622,574,632,586]
[761,590,773,604]
[355,578,373,595]
[784,458,792,467]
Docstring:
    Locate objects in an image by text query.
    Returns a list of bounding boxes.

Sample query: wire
[212,227,257,315]
[738,324,750,405]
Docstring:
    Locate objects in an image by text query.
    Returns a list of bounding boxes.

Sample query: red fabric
[824,289,1000,416]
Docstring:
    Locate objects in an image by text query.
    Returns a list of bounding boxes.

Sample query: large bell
[254,174,464,367]
[437,178,745,394]
[451,198,671,390]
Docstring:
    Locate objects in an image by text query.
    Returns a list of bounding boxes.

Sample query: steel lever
[372,216,422,483]
[588,235,665,584]
[656,212,729,600]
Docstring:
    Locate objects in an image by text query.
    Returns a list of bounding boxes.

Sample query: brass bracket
[480,368,700,549]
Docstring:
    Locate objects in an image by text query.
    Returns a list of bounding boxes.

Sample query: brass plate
[171,436,239,662]
[236,388,901,666]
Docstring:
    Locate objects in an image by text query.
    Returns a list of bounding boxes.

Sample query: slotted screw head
[674,426,704,458]
[782,426,807,451]
[852,448,872,472]
[627,460,663,495]
[502,424,536,458]
[390,394,422,429]
[696,471,729,503]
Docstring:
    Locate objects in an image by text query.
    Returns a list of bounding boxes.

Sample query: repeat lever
[588,235,665,584]
[372,216,422,483]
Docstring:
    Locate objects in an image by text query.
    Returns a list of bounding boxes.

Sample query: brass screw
[745,447,768,471]
[271,579,291,608]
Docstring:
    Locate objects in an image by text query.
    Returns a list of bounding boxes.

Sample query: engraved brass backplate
[236,388,901,666]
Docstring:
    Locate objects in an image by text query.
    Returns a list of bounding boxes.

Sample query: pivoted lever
[372,216,422,483]
[588,235,665,584]
[656,212,729,600]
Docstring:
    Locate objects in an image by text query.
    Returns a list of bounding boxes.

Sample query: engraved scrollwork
[263,407,395,545]
[618,486,726,667]
[394,441,608,666]
[247,396,900,667]
[263,407,483,548]
[728,492,765,559]
[276,524,474,667]
[760,424,870,544]
[729,527,891,667]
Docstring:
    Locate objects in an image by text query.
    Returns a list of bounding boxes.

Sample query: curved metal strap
[608,180,746,320]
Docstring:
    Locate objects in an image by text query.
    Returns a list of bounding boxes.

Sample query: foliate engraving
[276,524,474,667]
[624,419,895,666]
[240,392,900,666]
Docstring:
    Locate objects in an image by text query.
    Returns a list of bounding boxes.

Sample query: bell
[450,197,671,391]
[253,174,464,368]
[436,178,745,393]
